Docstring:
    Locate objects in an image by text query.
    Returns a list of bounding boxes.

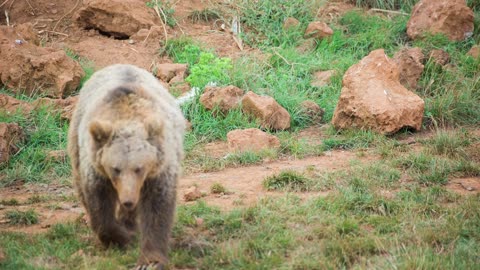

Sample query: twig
[232,35,243,51]
[0,0,11,8]
[272,49,291,66]
[142,27,153,44]
[370,8,408,16]
[152,0,168,44]
[53,0,80,31]
[5,10,9,26]
[24,0,34,15]
[37,30,69,36]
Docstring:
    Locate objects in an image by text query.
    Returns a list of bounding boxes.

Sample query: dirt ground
[0,0,479,234]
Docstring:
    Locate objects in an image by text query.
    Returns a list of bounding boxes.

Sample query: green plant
[210,183,227,194]
[0,105,70,187]
[235,0,320,47]
[263,170,310,191]
[185,52,233,88]
[348,0,418,12]
[146,0,176,27]
[5,209,39,225]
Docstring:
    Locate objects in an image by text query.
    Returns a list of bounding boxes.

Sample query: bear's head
[89,120,164,210]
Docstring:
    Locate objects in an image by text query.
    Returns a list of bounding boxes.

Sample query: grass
[210,183,227,194]
[1,188,479,269]
[188,8,221,23]
[0,105,70,187]
[263,170,311,191]
[5,209,39,225]
[348,0,417,12]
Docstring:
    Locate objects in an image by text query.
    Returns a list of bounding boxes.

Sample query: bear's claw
[134,262,164,270]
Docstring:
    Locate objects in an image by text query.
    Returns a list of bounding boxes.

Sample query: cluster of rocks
[197,85,323,153]
[331,0,478,135]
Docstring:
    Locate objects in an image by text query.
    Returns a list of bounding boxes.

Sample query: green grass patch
[263,170,311,191]
[5,209,39,225]
[0,105,70,187]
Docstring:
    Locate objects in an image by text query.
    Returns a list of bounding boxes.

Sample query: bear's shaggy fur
[67,64,185,268]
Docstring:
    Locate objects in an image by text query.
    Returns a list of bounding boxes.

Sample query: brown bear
[67,64,185,269]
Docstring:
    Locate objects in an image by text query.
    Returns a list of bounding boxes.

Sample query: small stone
[304,21,333,39]
[184,186,202,202]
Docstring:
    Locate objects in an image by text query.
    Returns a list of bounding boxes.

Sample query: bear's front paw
[133,262,164,270]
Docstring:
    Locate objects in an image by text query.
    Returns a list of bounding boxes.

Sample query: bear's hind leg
[136,177,176,267]
[85,178,133,248]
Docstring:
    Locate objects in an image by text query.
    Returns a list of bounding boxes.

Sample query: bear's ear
[146,120,164,140]
[89,120,113,148]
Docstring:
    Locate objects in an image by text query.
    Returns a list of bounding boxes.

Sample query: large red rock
[156,63,188,83]
[332,49,425,134]
[227,128,280,153]
[75,0,158,38]
[241,91,291,130]
[0,122,24,164]
[407,0,474,41]
[200,85,244,113]
[0,94,32,114]
[393,47,425,90]
[304,21,333,39]
[0,25,84,98]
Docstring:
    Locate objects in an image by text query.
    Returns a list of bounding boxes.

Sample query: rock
[300,100,324,123]
[0,25,85,98]
[311,70,336,88]
[393,47,425,90]
[0,122,24,164]
[283,17,300,30]
[241,91,291,130]
[200,85,244,113]
[296,39,317,53]
[332,49,425,134]
[0,23,39,46]
[407,0,474,41]
[304,21,333,39]
[31,96,78,121]
[467,45,480,59]
[0,94,32,114]
[428,49,450,66]
[170,81,191,96]
[131,26,164,43]
[227,128,280,152]
[184,186,202,202]
[156,63,188,83]
[75,0,158,39]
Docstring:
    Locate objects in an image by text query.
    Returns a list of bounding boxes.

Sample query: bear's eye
[112,167,121,175]
[134,167,143,175]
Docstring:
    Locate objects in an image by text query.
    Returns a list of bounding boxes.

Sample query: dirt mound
[75,0,159,39]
